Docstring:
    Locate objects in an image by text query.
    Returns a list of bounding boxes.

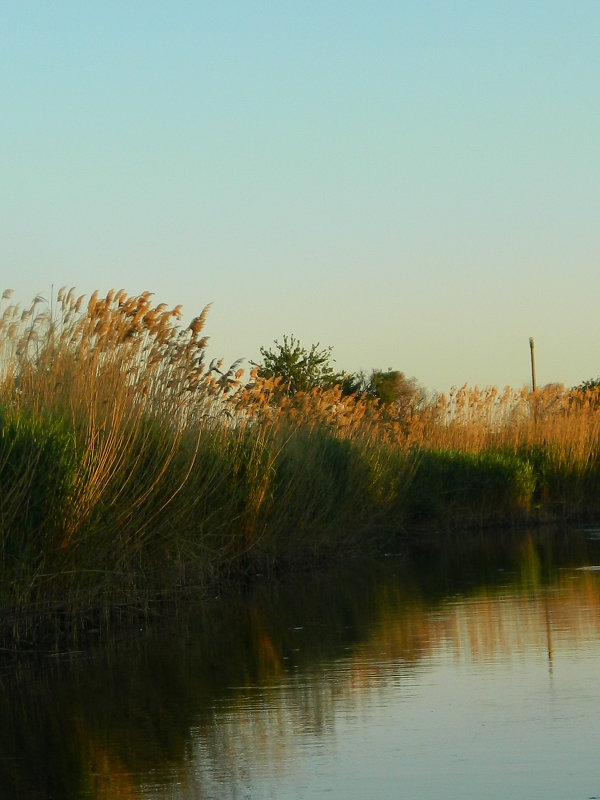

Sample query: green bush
[521,443,600,519]
[405,449,536,527]
[261,427,376,562]
[0,408,77,570]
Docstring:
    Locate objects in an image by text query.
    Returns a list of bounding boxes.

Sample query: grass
[1,287,600,649]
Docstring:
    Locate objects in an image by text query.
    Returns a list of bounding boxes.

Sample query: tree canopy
[253,334,343,395]
[254,336,424,410]
[366,369,423,409]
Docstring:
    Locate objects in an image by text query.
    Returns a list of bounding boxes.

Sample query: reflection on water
[2,530,600,798]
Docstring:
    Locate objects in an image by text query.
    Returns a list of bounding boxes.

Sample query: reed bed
[0,288,417,646]
[400,383,600,526]
[1,287,600,649]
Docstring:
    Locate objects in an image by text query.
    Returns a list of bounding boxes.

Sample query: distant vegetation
[254,333,424,407]
[2,287,600,650]
[252,334,345,396]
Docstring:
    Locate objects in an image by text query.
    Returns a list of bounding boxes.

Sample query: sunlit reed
[1,287,600,648]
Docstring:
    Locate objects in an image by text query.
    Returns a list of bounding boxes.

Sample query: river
[2,528,600,799]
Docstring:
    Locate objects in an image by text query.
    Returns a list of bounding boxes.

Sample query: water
[2,529,600,799]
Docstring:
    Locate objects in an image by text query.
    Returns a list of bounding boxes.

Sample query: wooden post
[530,337,538,426]
[529,337,537,392]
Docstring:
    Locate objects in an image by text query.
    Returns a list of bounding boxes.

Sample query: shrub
[405,449,536,528]
[0,408,77,571]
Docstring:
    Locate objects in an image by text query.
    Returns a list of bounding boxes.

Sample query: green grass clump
[259,428,395,563]
[521,442,600,519]
[0,408,77,573]
[405,449,536,528]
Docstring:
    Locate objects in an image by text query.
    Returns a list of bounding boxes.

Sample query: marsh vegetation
[1,287,600,648]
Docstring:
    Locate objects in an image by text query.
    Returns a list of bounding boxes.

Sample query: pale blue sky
[2,2,599,393]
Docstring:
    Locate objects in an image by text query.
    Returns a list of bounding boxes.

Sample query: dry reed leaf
[87,290,99,314]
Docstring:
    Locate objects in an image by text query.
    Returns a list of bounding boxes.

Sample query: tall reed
[2,286,600,648]
[0,288,245,633]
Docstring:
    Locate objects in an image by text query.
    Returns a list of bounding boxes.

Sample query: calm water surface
[2,529,600,799]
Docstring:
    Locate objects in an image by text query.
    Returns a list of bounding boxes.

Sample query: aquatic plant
[2,287,600,649]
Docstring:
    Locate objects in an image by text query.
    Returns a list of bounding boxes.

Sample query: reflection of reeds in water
[183,560,600,799]
[351,569,600,681]
[2,534,600,798]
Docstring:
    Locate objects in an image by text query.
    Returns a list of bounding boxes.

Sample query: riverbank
[2,289,600,651]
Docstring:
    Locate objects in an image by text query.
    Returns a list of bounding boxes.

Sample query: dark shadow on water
[1,526,600,798]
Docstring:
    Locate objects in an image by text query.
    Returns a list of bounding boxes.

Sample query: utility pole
[529,337,537,392]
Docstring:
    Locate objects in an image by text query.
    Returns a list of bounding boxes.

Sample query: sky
[1,2,599,394]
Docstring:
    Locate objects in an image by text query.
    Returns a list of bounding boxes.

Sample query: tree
[253,334,344,396]
[367,369,423,410]
[339,371,365,397]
